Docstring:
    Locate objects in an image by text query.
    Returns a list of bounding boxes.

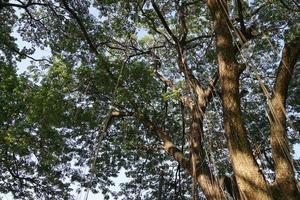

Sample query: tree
[0,0,300,199]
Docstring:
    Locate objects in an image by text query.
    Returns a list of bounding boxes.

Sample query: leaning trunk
[269,37,300,200]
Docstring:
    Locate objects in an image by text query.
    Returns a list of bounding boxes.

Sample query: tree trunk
[189,106,227,200]
[269,36,300,200]
[207,0,271,199]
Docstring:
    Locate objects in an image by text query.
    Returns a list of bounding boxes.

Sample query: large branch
[155,60,224,198]
[271,37,300,102]
[269,36,300,199]
[135,111,190,171]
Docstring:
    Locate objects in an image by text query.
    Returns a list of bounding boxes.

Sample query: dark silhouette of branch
[61,0,117,82]
[3,41,51,63]
[0,0,48,9]
[61,0,99,55]
[278,0,300,12]
[151,0,179,43]
[236,0,247,35]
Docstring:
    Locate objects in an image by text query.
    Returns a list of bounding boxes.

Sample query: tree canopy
[0,0,300,199]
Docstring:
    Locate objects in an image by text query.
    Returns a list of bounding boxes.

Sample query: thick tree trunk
[269,37,300,200]
[207,0,271,199]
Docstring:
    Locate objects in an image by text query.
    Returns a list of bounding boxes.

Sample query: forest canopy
[0,0,300,199]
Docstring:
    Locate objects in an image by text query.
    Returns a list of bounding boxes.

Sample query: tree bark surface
[207,0,272,199]
[270,37,300,200]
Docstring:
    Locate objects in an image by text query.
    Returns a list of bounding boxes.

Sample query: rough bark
[269,36,300,200]
[207,0,271,199]
[219,175,242,200]
[189,106,227,200]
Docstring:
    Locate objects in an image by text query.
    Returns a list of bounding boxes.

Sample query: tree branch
[0,0,48,9]
[61,0,99,55]
[61,0,117,82]
[269,36,300,199]
[177,1,188,43]
[132,104,191,171]
[236,0,247,35]
[139,3,173,45]
[151,0,179,43]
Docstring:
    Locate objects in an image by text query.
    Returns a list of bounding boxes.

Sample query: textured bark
[219,175,241,200]
[207,0,271,199]
[189,106,227,200]
[269,37,300,200]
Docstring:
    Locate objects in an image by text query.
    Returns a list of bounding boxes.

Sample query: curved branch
[135,110,191,171]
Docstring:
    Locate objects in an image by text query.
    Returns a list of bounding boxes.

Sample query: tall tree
[0,0,299,199]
